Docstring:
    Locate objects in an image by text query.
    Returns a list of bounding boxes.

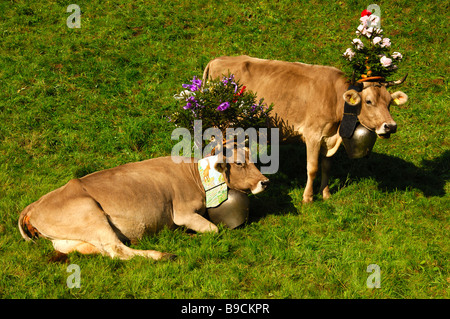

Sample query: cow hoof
[322,186,331,200]
[322,192,331,200]
[302,197,314,204]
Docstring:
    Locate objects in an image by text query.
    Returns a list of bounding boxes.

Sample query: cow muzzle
[376,122,397,139]
[251,179,270,195]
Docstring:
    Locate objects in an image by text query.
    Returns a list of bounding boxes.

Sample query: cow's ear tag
[343,89,361,106]
[391,91,408,106]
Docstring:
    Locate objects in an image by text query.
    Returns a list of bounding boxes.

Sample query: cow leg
[186,214,219,233]
[320,156,332,200]
[52,239,101,255]
[303,141,321,203]
[26,186,173,260]
[174,212,219,233]
[98,240,175,261]
[59,208,175,260]
[51,237,173,261]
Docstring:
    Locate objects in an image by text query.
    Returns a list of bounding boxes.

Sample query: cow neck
[338,83,363,139]
[189,160,206,196]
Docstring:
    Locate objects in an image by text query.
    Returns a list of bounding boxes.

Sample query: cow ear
[343,89,361,106]
[214,162,227,173]
[391,91,408,106]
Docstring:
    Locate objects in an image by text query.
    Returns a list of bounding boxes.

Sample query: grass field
[0,0,448,299]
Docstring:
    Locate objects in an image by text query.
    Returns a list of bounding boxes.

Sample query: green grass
[0,0,448,299]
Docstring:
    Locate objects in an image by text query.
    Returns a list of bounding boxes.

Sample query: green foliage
[170,74,272,134]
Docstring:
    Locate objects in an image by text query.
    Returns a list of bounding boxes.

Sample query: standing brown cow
[203,55,408,202]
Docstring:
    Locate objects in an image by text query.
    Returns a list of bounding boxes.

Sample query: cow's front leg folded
[185,213,219,233]
[173,208,219,234]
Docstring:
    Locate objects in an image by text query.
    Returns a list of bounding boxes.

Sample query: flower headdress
[343,9,403,82]
[170,74,272,134]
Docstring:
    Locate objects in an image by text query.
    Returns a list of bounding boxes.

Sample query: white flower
[380,56,393,68]
[356,24,364,35]
[392,52,403,60]
[373,36,382,45]
[173,90,194,100]
[360,16,370,27]
[343,48,355,61]
[381,38,391,47]
[358,24,374,38]
[374,27,383,35]
[352,38,364,50]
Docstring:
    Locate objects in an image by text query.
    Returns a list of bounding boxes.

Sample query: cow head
[343,75,408,138]
[214,145,269,194]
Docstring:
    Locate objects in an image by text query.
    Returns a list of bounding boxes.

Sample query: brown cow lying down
[19,149,269,260]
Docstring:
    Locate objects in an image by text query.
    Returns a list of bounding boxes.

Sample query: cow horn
[383,74,408,87]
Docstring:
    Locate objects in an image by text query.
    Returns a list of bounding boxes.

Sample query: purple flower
[251,99,267,112]
[217,101,230,111]
[182,76,202,92]
[222,75,238,93]
[222,74,234,85]
[192,76,202,87]
[184,96,199,109]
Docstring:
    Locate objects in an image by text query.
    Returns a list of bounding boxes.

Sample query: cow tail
[202,61,211,86]
[18,205,39,241]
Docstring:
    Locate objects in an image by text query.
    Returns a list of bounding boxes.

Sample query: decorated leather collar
[339,84,363,138]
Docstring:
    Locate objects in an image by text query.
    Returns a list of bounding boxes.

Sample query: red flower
[237,86,246,96]
[361,9,372,17]
[233,86,246,103]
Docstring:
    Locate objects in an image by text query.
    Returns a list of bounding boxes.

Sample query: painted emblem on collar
[198,155,228,208]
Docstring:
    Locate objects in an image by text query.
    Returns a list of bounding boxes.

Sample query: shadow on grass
[248,144,306,222]
[248,145,449,222]
[336,148,449,198]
